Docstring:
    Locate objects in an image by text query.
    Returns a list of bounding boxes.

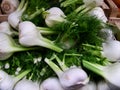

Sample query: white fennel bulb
[14,79,39,90]
[59,67,89,90]
[8,0,28,29]
[0,21,15,36]
[83,60,120,88]
[100,28,120,62]
[40,77,64,90]
[89,7,108,23]
[0,70,16,90]
[18,21,63,53]
[44,54,89,90]
[45,7,65,16]
[1,0,19,14]
[97,80,110,90]
[45,14,66,27]
[102,39,120,62]
[78,81,97,90]
[0,33,36,60]
[0,21,12,35]
[43,7,66,27]
[0,70,30,90]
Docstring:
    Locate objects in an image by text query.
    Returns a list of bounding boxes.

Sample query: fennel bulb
[101,28,120,61]
[45,14,66,28]
[43,7,66,27]
[89,7,108,23]
[45,7,65,16]
[59,67,89,90]
[0,70,30,90]
[44,54,89,90]
[0,70,15,90]
[40,77,64,90]
[0,21,17,36]
[1,0,19,14]
[99,28,115,41]
[8,0,28,29]
[18,21,63,53]
[83,60,120,88]
[102,39,120,62]
[97,80,110,90]
[14,79,39,90]
[0,21,13,35]
[0,33,36,60]
[78,81,96,90]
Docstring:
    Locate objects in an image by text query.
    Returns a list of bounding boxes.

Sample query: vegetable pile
[0,0,120,90]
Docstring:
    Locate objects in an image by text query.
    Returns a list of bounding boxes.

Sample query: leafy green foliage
[60,0,84,14]
[51,14,103,48]
[60,0,83,7]
[0,0,112,82]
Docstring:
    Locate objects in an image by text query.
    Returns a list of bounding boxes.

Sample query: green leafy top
[0,0,113,82]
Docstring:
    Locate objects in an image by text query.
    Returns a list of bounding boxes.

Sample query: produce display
[0,0,120,90]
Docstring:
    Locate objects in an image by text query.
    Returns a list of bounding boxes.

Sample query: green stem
[61,0,80,7]
[44,58,63,78]
[74,4,86,13]
[17,0,26,11]
[83,48,102,57]
[53,54,68,71]
[73,1,96,14]
[37,36,63,52]
[82,43,102,51]
[13,46,39,52]
[26,8,45,20]
[39,30,57,35]
[40,67,47,76]
[78,2,96,16]
[103,59,112,65]
[60,22,74,42]
[15,69,31,82]
[36,27,51,31]
[20,0,28,13]
[83,60,105,77]
[12,30,19,36]
[36,27,57,34]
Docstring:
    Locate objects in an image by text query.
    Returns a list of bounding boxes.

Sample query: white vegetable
[83,60,120,88]
[8,0,28,29]
[0,70,15,90]
[89,7,108,23]
[44,54,89,90]
[0,21,18,36]
[45,14,66,27]
[102,39,120,62]
[101,29,120,62]
[0,70,30,90]
[40,77,64,90]
[36,26,57,35]
[14,79,39,90]
[100,28,115,41]
[0,21,13,35]
[1,0,19,14]
[43,7,66,27]
[45,7,65,16]
[0,33,36,60]
[97,80,110,90]
[78,81,96,90]
[59,67,89,90]
[18,21,63,53]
